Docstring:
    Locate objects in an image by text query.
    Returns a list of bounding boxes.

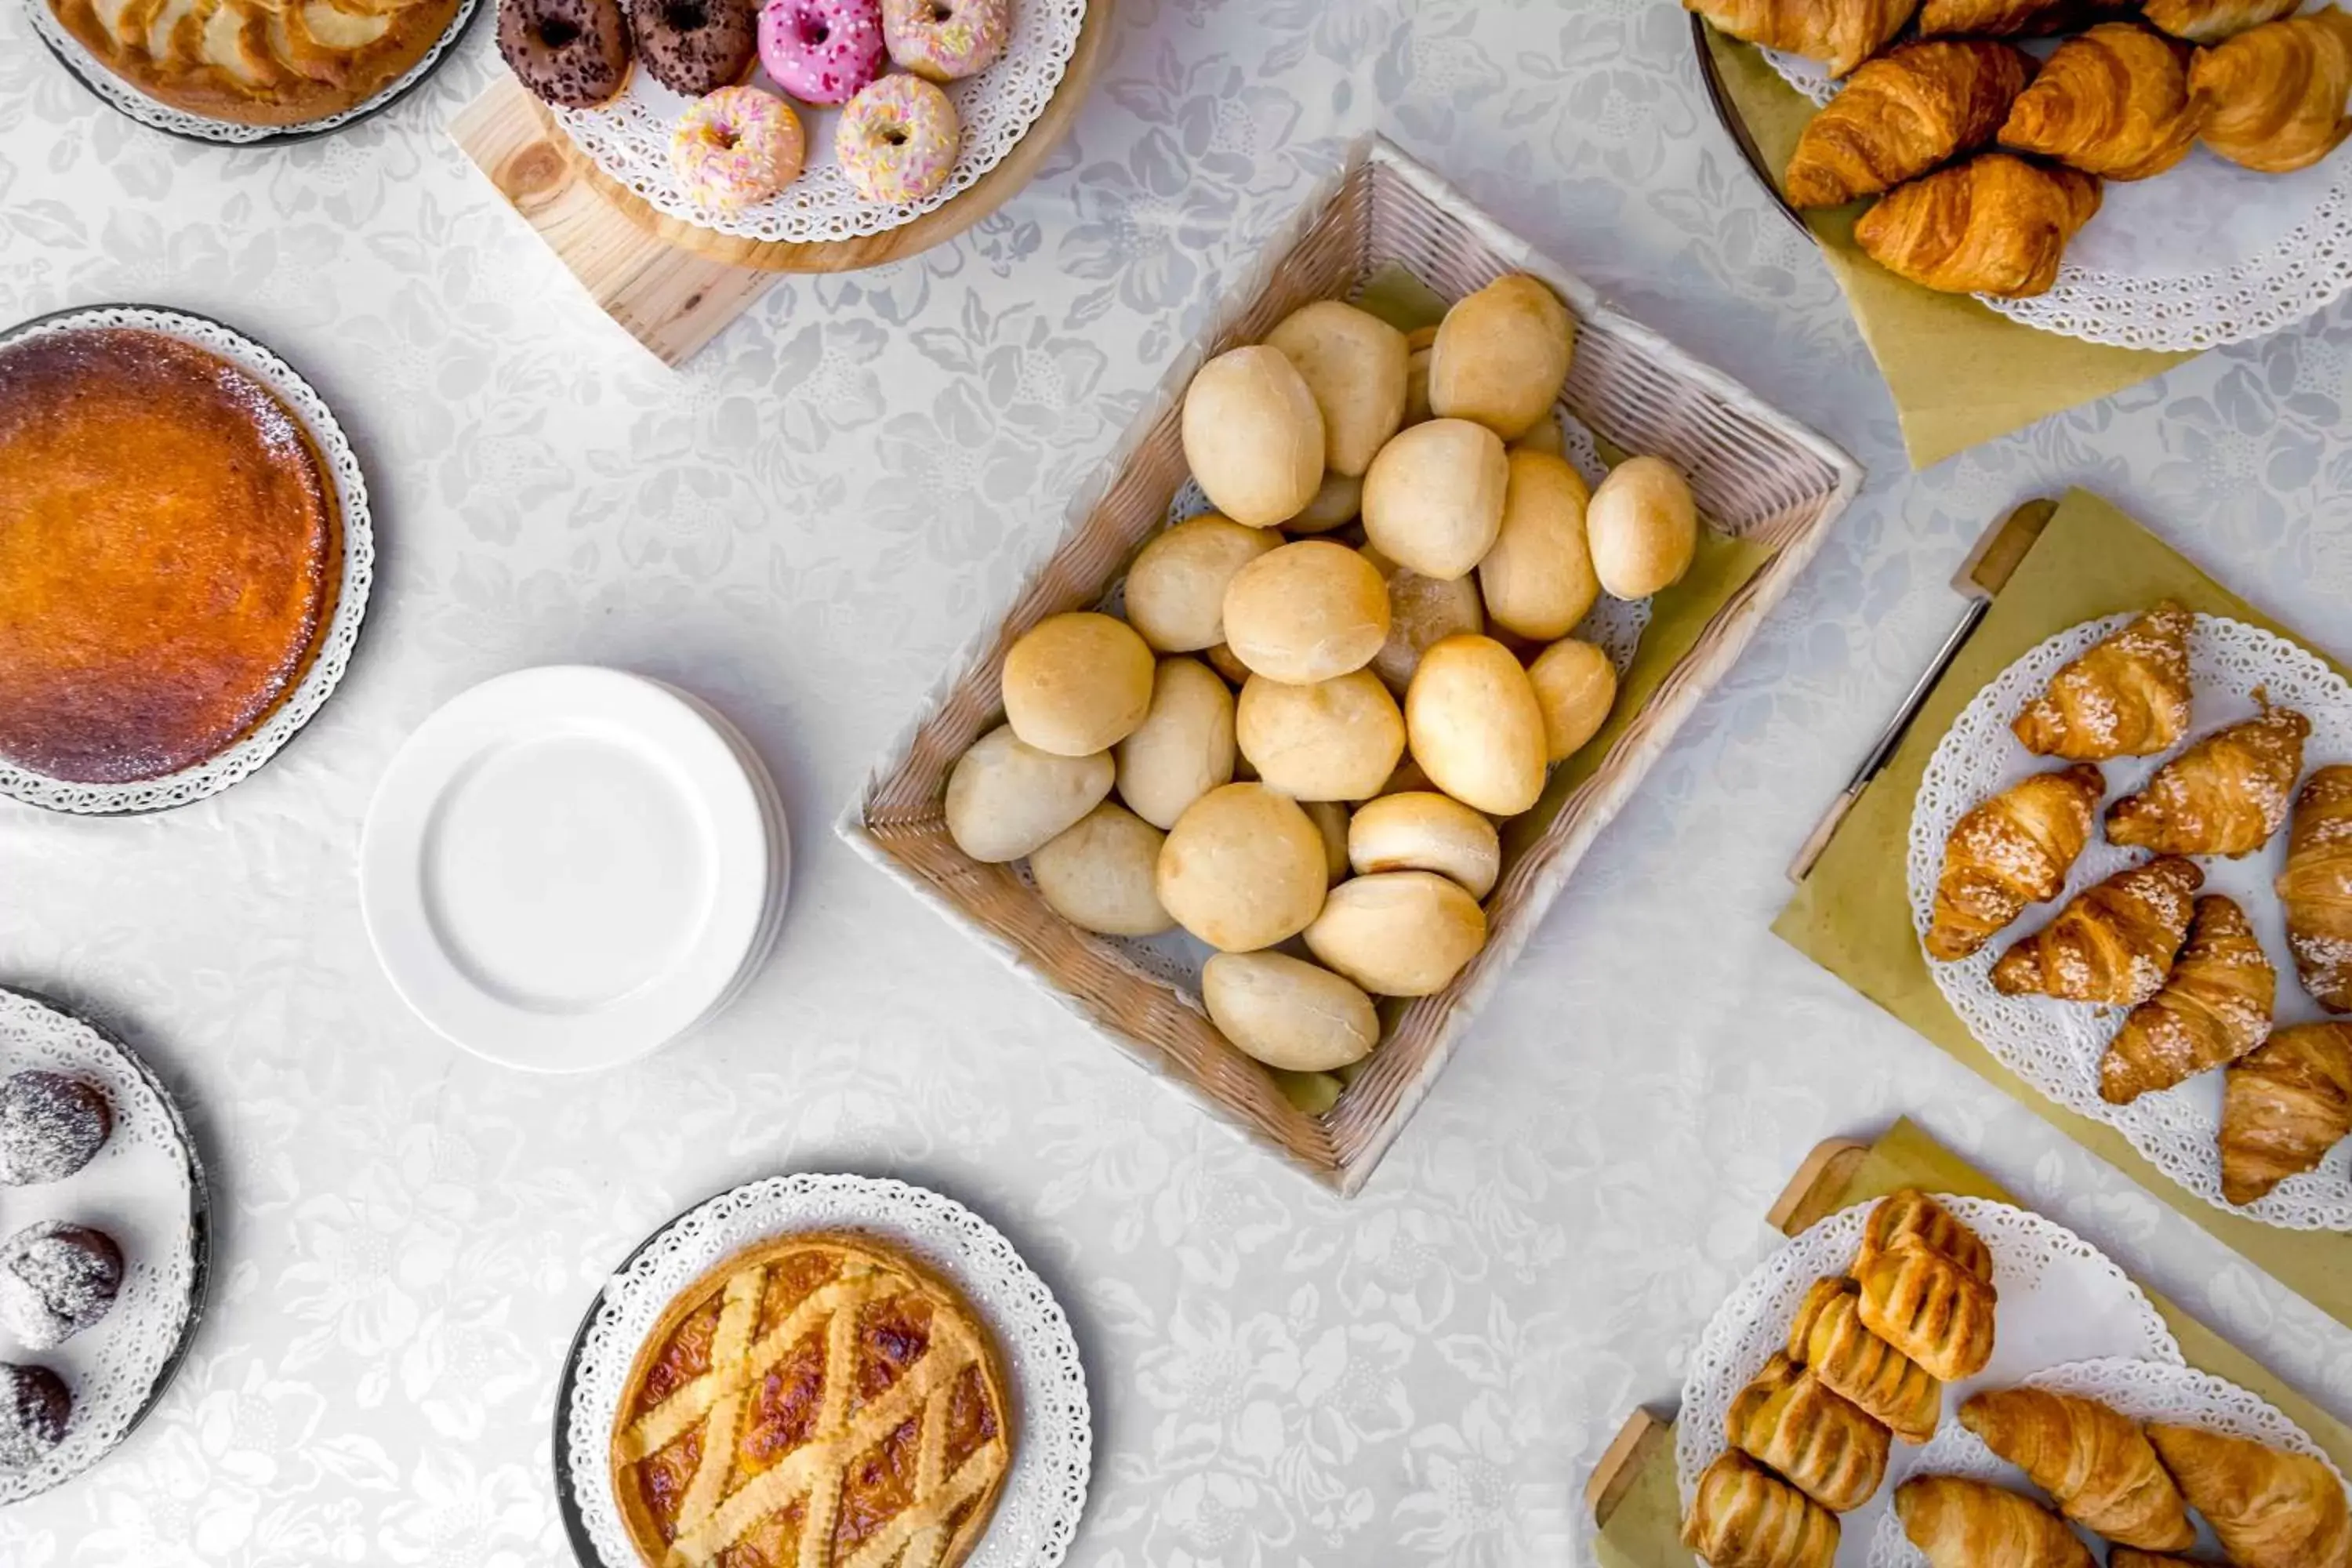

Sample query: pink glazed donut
[756,0,884,104]
[834,73,960,202]
[880,0,1007,82]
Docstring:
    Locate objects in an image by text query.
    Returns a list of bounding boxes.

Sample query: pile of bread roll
[945,273,1702,1112]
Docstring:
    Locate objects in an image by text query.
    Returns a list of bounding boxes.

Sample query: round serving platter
[23,0,484,147]
[0,303,375,816]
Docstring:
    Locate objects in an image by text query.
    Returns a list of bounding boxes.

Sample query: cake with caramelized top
[610,1232,1013,1568]
[0,327,337,786]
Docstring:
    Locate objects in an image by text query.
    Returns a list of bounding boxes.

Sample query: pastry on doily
[2190,6,2352,175]
[1853,154,2103,299]
[1723,1352,1889,1514]
[1681,1447,1839,1568]
[1895,1474,2095,1566]
[2105,702,2310,858]
[2220,1022,2352,1206]
[0,1222,122,1352]
[2280,764,2352,1012]
[0,1071,111,1185]
[2011,601,2193,761]
[1958,1385,2195,1549]
[2100,894,2275,1105]
[1997,23,2198,182]
[1785,1275,1942,1443]
[1784,40,2034,209]
[1682,0,1917,78]
[1991,855,2204,1007]
[2145,1421,2352,1568]
[608,1230,1013,1568]
[0,1363,69,1473]
[1926,764,2105,962]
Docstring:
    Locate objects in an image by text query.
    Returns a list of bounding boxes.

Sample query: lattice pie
[610,1232,1013,1568]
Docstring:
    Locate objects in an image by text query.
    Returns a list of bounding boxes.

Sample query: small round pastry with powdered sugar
[0,1364,68,1472]
[0,1072,111,1186]
[0,1223,122,1351]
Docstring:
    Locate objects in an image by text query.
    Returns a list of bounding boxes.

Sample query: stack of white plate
[360,667,789,1072]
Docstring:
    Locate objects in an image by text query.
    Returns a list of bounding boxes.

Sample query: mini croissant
[1684,0,1919,77]
[2100,894,2276,1104]
[2280,765,2352,1012]
[2220,1022,2352,1206]
[1991,856,2205,1007]
[2143,0,2299,42]
[1854,153,2102,298]
[2107,703,2310,858]
[1855,1237,1997,1382]
[1895,1475,2097,1567]
[1927,764,2106,961]
[1785,41,2034,208]
[2191,7,2352,174]
[1999,22,2199,180]
[1682,1449,1841,1568]
[2145,1423,2352,1568]
[1959,1386,2197,1548]
[1726,1353,1891,1513]
[1786,1276,1942,1443]
[2013,601,2194,760]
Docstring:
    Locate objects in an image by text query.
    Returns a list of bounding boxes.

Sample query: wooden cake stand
[449,0,1114,365]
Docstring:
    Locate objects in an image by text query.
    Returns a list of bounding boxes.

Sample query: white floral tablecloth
[2,2,2350,1563]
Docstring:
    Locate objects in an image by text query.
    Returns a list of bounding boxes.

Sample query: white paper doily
[563,1173,1091,1568]
[1866,1357,2350,1568]
[550,0,1086,242]
[0,990,203,1504]
[1912,612,2352,1229]
[1764,21,2352,351]
[1676,1195,2181,1564]
[0,305,375,815]
[24,0,480,144]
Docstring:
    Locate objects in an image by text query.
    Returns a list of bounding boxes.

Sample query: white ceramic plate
[360,666,776,1071]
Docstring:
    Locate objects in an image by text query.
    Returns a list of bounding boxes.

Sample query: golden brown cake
[609,1232,1014,1568]
[47,0,462,127]
[0,327,337,786]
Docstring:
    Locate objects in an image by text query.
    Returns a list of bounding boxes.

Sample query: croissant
[2107,704,2310,857]
[2280,765,2352,1011]
[2144,0,2299,42]
[2190,7,2352,174]
[1958,1387,2197,1548]
[1854,154,2102,298]
[1856,1188,1993,1283]
[1921,0,2133,34]
[2220,1022,2352,1205]
[1683,0,1920,78]
[2145,1423,2352,1568]
[1682,1449,1841,1568]
[1998,23,2199,180]
[2100,895,2276,1104]
[1894,1475,2098,1567]
[1785,1276,1942,1443]
[1991,856,2205,1007]
[2013,601,2194,760]
[1785,41,2035,208]
[1726,1352,1891,1513]
[1927,764,2107,961]
[1854,1238,1996,1381]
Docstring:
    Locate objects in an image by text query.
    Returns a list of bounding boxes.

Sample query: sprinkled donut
[670,85,808,212]
[756,0,885,106]
[628,0,758,94]
[836,73,960,203]
[495,0,633,107]
[881,0,1007,81]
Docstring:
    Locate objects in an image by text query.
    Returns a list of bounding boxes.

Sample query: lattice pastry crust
[610,1231,1013,1568]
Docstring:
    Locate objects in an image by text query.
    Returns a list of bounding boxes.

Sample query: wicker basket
[841,138,1862,1195]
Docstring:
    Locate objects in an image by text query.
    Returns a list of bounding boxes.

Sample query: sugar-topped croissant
[2107,702,2310,858]
[2100,894,2275,1104]
[1786,1276,1942,1443]
[2013,601,2193,760]
[1854,154,2102,298]
[1855,1234,1996,1382]
[1684,0,1919,78]
[2143,0,2299,42]
[1991,856,2205,1007]
[1785,41,2034,209]
[2145,1423,2352,1568]
[2191,7,2352,174]
[2280,765,2352,1012]
[2220,1022,2352,1205]
[1999,22,2199,180]
[1682,1449,1841,1568]
[1958,1386,2196,1548]
[1856,1189,1992,1283]
[1927,764,2106,961]
[1895,1475,2097,1567]
[1726,1352,1891,1513]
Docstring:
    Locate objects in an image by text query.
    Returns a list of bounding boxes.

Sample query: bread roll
[1360,419,1509,580]
[1181,345,1325,528]
[1347,791,1501,899]
[1202,951,1378,1071]
[1586,456,1697,599]
[1284,471,1363,535]
[945,724,1114,862]
[1002,612,1155,756]
[1528,638,1617,762]
[1363,544,1483,694]
[1236,670,1406,802]
[1302,800,1351,885]
[1303,870,1487,996]
[1030,804,1173,936]
[1478,450,1598,641]
[1114,657,1236,829]
[1405,634,1548,816]
[1156,782,1328,950]
[1264,300,1410,478]
[1427,273,1576,441]
[1124,514,1280,652]
[1221,540,1391,685]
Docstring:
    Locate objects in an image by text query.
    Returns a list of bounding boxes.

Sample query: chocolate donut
[629,0,756,95]
[497,0,633,108]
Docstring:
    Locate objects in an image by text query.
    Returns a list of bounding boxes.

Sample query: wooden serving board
[448,0,1113,365]
[1588,1120,2352,1568]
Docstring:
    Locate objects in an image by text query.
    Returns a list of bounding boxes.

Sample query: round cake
[609,1231,1013,1568]
[0,328,338,786]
